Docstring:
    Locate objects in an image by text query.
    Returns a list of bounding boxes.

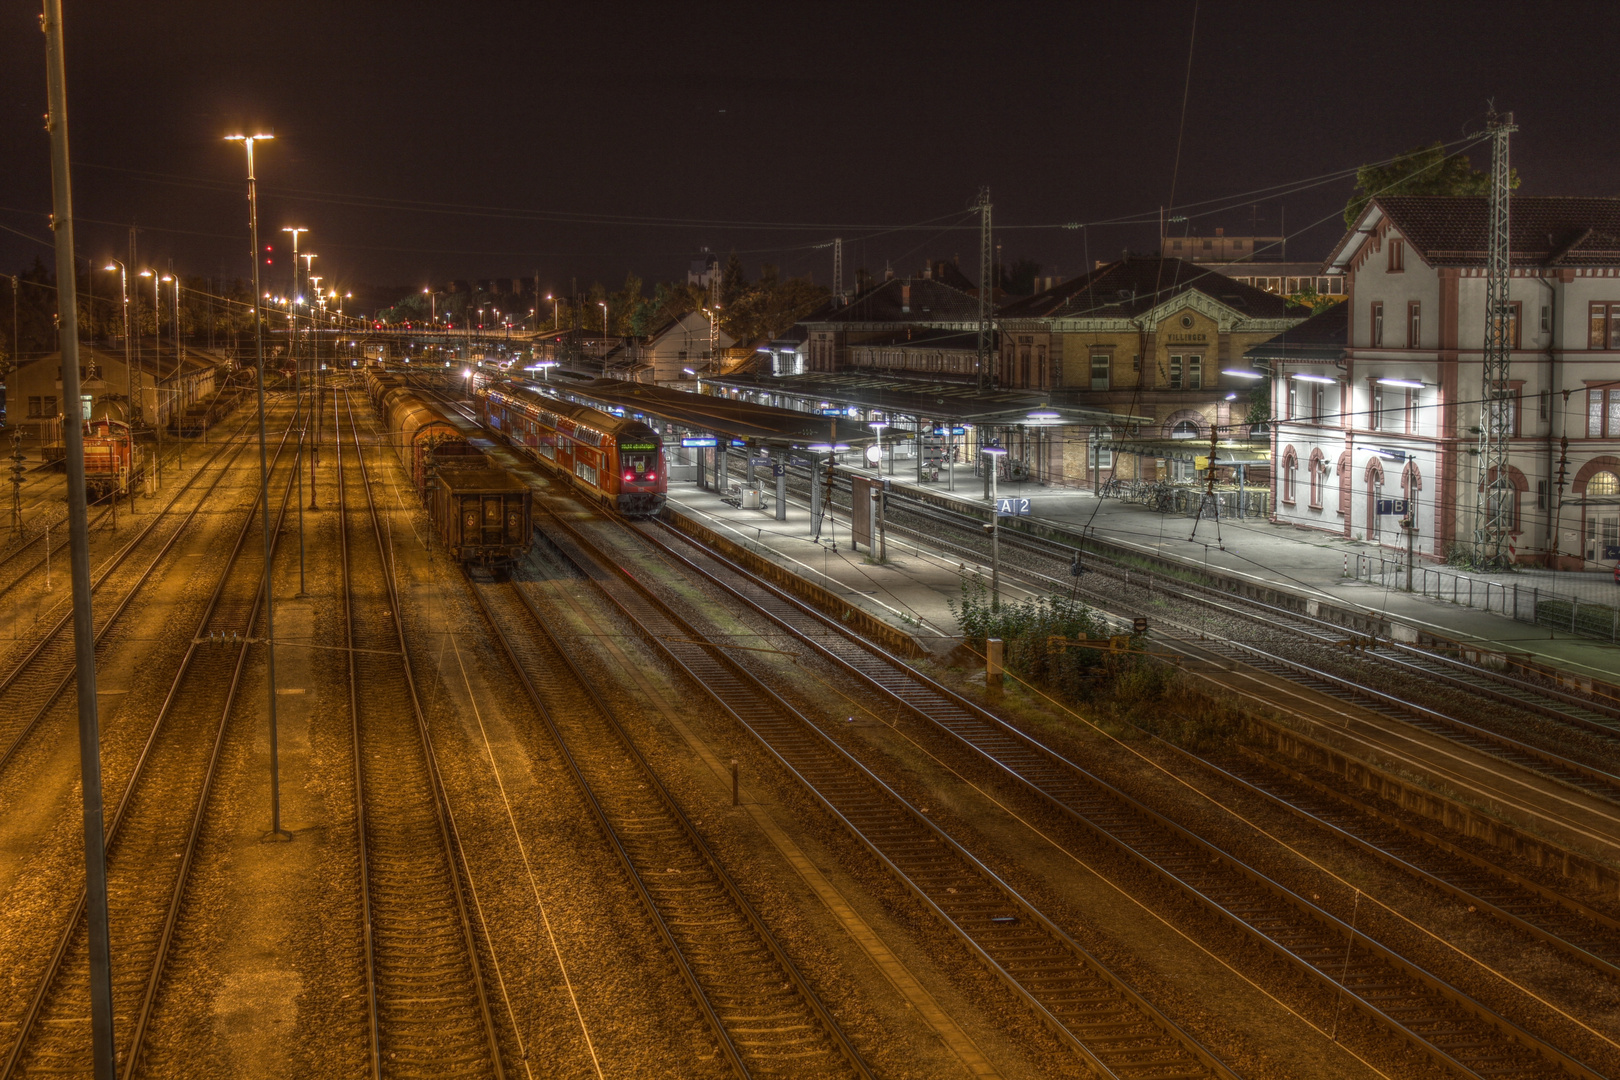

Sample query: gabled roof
[1328,195,1620,272]
[1244,301,1347,364]
[996,255,1295,320]
[813,277,980,324]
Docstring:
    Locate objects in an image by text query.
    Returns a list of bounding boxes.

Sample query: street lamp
[138,269,167,486]
[547,292,557,330]
[282,228,308,399]
[224,130,290,842]
[423,287,435,325]
[981,445,1008,609]
[102,261,134,425]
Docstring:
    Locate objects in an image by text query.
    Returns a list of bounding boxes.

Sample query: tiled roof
[816,278,981,324]
[1244,301,1347,363]
[996,256,1295,320]
[848,327,981,351]
[1342,196,1620,268]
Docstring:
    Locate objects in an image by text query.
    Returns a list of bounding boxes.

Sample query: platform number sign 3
[996,497,1031,517]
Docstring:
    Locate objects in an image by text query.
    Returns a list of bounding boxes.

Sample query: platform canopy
[522,375,883,450]
[706,372,1151,429]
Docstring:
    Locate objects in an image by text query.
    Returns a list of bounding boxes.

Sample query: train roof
[433,465,531,494]
[485,380,656,440]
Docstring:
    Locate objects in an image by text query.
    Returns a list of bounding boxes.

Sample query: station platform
[665,464,1620,685]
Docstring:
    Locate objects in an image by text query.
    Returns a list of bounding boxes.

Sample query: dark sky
[3,1,1616,308]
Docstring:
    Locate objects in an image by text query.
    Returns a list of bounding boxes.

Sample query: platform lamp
[102,260,133,425]
[224,130,291,843]
[981,445,1009,609]
[867,420,888,474]
[137,269,166,488]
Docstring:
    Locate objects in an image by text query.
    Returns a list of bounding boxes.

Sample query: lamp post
[423,287,435,326]
[981,445,1008,609]
[547,292,558,330]
[41,6,117,1071]
[868,421,888,474]
[282,227,307,404]
[165,273,184,471]
[225,131,290,842]
[138,269,165,488]
[103,261,132,427]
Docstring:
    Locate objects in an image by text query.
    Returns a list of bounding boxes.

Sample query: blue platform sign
[1375,497,1409,516]
[996,497,1032,517]
[820,408,843,416]
[681,436,718,448]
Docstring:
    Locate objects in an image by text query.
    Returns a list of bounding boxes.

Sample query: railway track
[0,412,261,780]
[779,462,1620,754]
[625,516,1607,1080]
[810,479,1620,819]
[1177,744,1620,981]
[337,389,506,1079]
[469,574,872,1080]
[529,500,1240,1080]
[0,404,301,1078]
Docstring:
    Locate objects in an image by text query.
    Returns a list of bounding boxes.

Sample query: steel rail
[469,575,872,1080]
[0,409,260,700]
[341,389,506,1080]
[0,415,262,779]
[529,501,1240,1080]
[774,460,1620,734]
[842,490,1620,808]
[1152,739,1620,981]
[637,517,1606,1080]
[0,406,299,1080]
[876,481,1620,737]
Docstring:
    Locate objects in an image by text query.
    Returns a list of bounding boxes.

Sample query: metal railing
[1351,552,1620,643]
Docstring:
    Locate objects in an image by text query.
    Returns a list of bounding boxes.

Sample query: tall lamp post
[225,131,290,842]
[981,445,1008,609]
[41,4,116,1073]
[138,269,165,488]
[163,273,183,472]
[102,261,132,426]
[281,227,307,407]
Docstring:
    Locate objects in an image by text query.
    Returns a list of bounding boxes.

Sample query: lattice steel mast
[977,187,993,389]
[832,237,843,301]
[1475,111,1517,567]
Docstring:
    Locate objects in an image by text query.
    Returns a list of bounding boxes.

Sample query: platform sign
[996,496,1032,517]
[1375,497,1409,516]
[681,436,718,448]
[820,408,843,416]
[772,462,784,478]
[730,439,748,447]
[934,425,967,436]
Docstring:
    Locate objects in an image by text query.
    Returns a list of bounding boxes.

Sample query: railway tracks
[469,574,872,1079]
[878,485,1620,787]
[530,500,1239,1080]
[0,405,300,1078]
[0,412,260,780]
[627,516,1608,1080]
[337,389,506,1078]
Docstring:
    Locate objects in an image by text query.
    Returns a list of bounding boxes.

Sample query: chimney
[1215,227,1224,236]
[901,284,911,313]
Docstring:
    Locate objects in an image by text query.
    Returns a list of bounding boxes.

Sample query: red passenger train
[477,380,666,516]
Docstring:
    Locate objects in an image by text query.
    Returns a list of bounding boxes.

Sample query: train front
[614,425,666,516]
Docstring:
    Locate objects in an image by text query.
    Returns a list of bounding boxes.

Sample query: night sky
[2,1,1615,304]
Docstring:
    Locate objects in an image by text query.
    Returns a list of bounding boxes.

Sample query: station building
[6,343,222,443]
[1262,194,1620,570]
[994,256,1305,482]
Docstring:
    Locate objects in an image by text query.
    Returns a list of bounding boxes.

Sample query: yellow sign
[1195,456,1210,470]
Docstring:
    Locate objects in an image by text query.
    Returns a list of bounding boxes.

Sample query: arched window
[1590,471,1620,497]
[1308,448,1325,509]
[1171,420,1200,439]
[1281,445,1298,505]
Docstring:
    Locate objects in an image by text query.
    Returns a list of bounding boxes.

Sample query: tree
[720,251,747,307]
[1343,141,1519,228]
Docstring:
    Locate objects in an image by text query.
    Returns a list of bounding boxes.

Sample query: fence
[1351,551,1620,643]
[1103,479,1270,520]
